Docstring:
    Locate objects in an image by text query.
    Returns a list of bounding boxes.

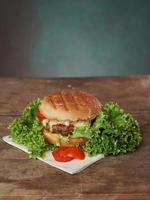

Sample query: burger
[9,89,142,159]
[39,90,102,147]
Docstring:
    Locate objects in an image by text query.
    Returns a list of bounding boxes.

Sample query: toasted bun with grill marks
[39,90,102,121]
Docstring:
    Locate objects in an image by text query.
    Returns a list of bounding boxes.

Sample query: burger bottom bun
[43,130,88,147]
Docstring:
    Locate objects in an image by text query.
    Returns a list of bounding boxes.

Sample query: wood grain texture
[0,75,150,200]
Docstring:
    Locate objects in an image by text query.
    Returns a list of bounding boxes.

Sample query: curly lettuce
[8,100,142,158]
[83,102,142,156]
[8,99,55,158]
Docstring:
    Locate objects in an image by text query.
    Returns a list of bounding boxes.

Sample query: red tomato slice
[36,110,47,121]
[64,147,85,160]
[52,147,74,162]
[52,147,85,162]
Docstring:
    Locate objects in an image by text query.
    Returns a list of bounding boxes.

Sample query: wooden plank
[0,194,150,200]
[0,76,150,199]
[0,76,150,115]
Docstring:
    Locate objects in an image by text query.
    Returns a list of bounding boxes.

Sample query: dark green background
[0,0,150,77]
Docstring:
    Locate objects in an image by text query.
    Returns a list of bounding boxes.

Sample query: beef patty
[52,124,74,136]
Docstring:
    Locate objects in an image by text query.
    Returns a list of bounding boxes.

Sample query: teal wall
[0,0,150,77]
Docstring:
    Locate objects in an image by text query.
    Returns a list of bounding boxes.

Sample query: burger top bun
[39,90,102,121]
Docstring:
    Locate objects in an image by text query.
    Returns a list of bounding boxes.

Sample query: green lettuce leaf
[83,102,142,156]
[8,100,142,158]
[72,124,93,139]
[8,99,55,158]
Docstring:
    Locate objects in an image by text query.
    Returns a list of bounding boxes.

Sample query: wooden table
[0,75,150,200]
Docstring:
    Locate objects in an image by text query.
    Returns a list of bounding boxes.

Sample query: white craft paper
[3,136,104,174]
